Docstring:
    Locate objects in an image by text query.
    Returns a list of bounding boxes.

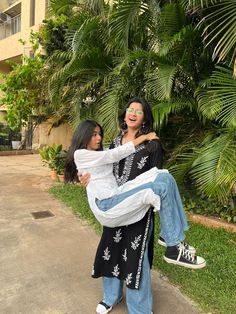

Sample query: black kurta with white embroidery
[92,136,164,289]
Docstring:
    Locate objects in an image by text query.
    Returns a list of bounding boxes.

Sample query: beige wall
[0,111,7,123]
[0,1,19,12]
[33,123,73,150]
[0,0,47,61]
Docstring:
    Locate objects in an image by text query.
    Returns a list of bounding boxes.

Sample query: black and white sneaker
[96,297,123,314]
[164,243,206,269]
[96,301,112,314]
[158,236,196,254]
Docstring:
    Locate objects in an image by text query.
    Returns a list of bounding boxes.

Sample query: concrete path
[0,154,202,314]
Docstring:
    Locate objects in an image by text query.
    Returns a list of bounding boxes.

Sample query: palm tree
[44,0,235,205]
[168,0,236,204]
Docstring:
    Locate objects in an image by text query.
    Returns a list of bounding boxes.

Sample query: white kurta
[74,142,165,227]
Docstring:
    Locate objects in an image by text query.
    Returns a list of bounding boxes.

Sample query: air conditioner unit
[0,12,8,23]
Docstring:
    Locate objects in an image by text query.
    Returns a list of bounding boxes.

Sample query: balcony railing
[0,13,21,40]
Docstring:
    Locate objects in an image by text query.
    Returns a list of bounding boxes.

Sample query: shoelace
[181,241,190,249]
[177,243,195,262]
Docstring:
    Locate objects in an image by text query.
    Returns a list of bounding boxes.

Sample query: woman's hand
[133,132,159,147]
[145,132,159,141]
[78,172,91,187]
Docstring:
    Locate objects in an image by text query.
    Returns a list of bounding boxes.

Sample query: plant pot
[50,170,58,181]
[12,140,21,150]
[58,174,65,183]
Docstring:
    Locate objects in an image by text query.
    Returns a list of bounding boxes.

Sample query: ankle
[166,244,179,255]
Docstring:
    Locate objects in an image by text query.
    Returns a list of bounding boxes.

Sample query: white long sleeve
[74,141,135,169]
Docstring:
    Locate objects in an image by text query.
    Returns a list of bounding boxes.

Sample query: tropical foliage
[37,0,236,209]
[0,55,44,131]
[0,32,54,135]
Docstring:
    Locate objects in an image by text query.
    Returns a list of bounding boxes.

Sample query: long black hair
[118,97,164,154]
[64,120,103,183]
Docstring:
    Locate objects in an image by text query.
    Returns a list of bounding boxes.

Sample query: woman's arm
[75,133,158,169]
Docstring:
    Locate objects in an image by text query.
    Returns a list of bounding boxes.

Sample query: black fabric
[92,136,164,289]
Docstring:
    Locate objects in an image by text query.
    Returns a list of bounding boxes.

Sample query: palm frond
[69,16,101,54]
[169,150,200,183]
[190,131,236,203]
[83,0,106,15]
[198,0,236,65]
[159,3,187,38]
[49,0,77,15]
[47,50,73,64]
[97,83,123,139]
[168,129,236,204]
[158,24,199,62]
[107,0,149,52]
[152,99,194,129]
[145,65,177,100]
[196,65,236,127]
[180,0,219,10]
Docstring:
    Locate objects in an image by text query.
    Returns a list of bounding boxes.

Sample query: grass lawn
[49,184,236,314]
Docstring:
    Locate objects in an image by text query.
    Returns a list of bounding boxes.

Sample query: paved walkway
[0,154,201,314]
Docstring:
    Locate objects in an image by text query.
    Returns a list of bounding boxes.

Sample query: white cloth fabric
[75,141,136,200]
[74,142,167,227]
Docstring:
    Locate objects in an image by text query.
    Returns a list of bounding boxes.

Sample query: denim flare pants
[97,172,189,246]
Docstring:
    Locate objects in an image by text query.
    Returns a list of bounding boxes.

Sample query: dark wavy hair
[64,120,103,183]
[119,97,154,135]
[118,97,163,153]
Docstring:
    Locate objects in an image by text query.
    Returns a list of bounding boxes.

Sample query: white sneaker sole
[96,305,112,314]
[164,256,206,269]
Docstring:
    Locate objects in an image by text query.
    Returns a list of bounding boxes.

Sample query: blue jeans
[102,221,153,314]
[97,173,189,246]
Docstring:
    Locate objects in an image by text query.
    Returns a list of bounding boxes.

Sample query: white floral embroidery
[113,137,145,186]
[125,273,133,285]
[135,211,151,289]
[112,264,120,277]
[122,249,127,262]
[102,247,111,260]
[113,229,122,243]
[131,235,142,250]
[137,156,149,169]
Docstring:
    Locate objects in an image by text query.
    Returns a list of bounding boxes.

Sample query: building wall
[32,123,73,150]
[0,111,7,123]
[0,0,47,61]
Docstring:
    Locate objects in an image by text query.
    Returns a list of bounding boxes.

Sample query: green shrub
[39,144,67,174]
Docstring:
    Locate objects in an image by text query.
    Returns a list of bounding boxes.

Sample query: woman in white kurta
[69,120,164,227]
[74,139,170,227]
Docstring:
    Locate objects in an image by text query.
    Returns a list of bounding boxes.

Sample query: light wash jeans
[97,173,189,246]
[102,220,153,314]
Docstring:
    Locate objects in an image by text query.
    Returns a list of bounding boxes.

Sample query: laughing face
[124,102,144,131]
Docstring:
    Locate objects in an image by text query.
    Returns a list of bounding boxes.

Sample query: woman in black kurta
[92,135,163,289]
[92,97,164,314]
